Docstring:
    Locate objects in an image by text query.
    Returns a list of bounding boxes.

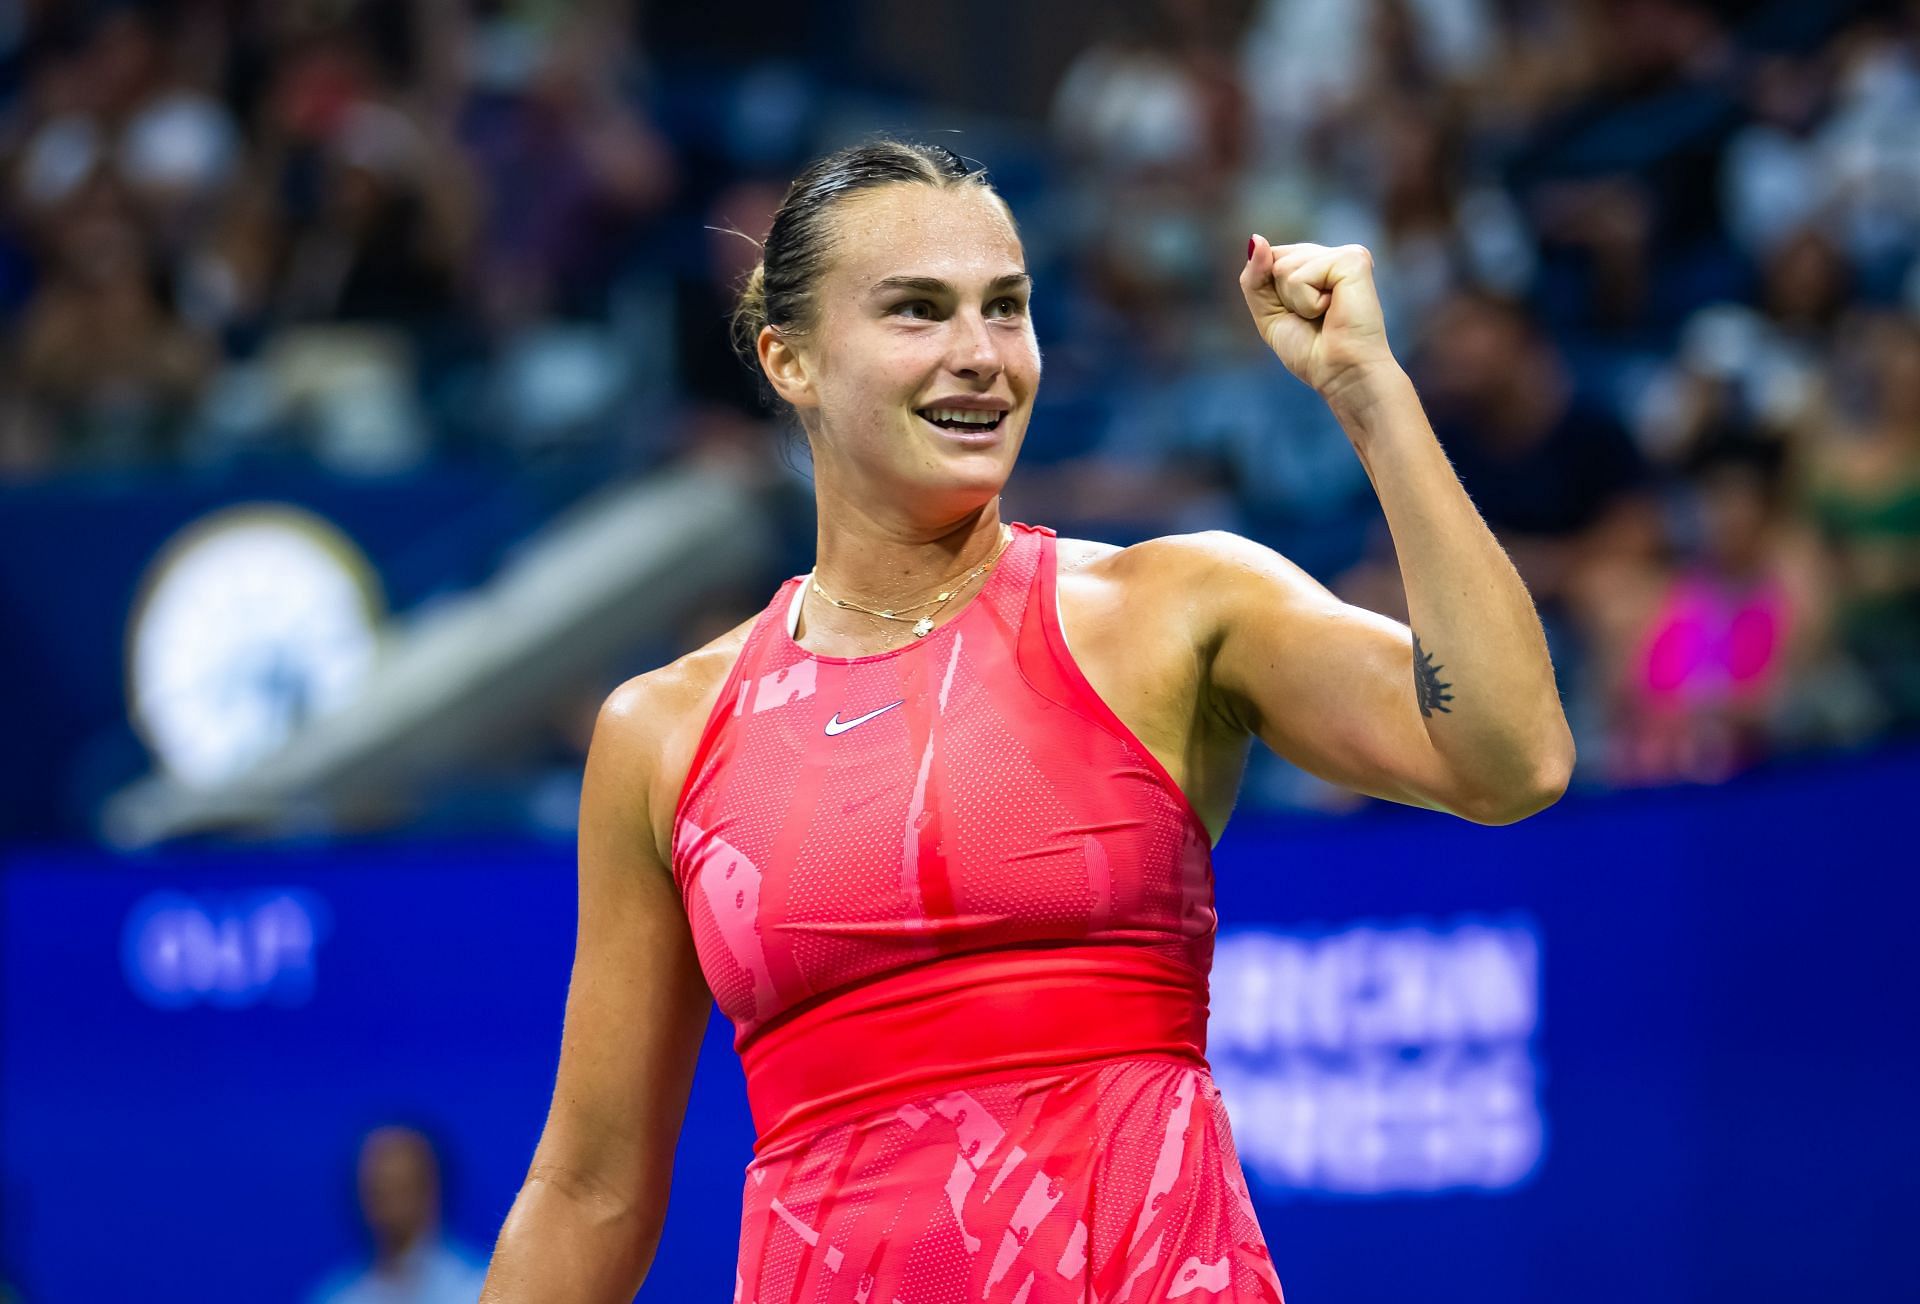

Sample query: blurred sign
[1211,916,1543,1197]
[125,503,384,787]
[121,887,333,1010]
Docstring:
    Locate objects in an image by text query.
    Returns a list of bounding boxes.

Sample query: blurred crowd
[4,0,1918,812]
[0,0,684,478]
[1030,0,1920,803]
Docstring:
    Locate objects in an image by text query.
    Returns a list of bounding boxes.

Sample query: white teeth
[918,407,1002,425]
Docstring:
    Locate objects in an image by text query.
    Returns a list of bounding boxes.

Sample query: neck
[810,497,1008,610]
[374,1224,429,1269]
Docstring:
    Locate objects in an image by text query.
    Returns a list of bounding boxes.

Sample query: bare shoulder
[1054,531,1218,594]
[593,612,760,864]
[1056,529,1333,637]
[601,613,757,735]
[1053,534,1124,576]
[1052,530,1348,754]
[1050,530,1258,701]
[1052,530,1221,624]
[1058,528,1295,581]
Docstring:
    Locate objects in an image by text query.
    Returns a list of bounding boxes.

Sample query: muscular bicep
[1190,532,1468,816]
[526,680,714,1237]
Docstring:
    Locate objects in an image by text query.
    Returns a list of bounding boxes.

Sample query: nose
[949,306,1001,379]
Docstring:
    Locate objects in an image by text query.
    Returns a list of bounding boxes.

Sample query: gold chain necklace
[809,525,1013,639]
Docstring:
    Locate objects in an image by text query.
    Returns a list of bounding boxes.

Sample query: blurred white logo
[1211,914,1544,1197]
[122,888,333,1010]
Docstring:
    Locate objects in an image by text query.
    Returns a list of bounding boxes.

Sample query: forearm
[1328,367,1575,815]
[479,1175,660,1304]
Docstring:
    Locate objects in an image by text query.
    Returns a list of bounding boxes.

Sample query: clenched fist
[1239,237,1399,408]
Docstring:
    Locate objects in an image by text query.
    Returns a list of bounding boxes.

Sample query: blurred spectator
[1720,54,1833,260]
[1816,26,1920,298]
[1507,0,1740,335]
[9,178,215,469]
[453,6,677,330]
[1239,0,1497,158]
[1573,436,1838,786]
[269,95,468,333]
[306,1125,486,1304]
[1307,98,1536,331]
[1801,313,1920,729]
[1405,291,1660,608]
[1052,6,1230,185]
[675,176,785,417]
[13,7,241,257]
[1636,227,1849,468]
[1049,2,1249,382]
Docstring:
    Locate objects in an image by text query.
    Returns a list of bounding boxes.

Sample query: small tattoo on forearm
[1413,632,1454,717]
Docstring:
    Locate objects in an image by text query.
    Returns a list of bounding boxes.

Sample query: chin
[901,464,1012,518]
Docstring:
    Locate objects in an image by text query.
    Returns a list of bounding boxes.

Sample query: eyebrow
[868,273,1033,298]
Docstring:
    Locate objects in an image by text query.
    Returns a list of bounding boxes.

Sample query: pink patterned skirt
[733,1055,1287,1303]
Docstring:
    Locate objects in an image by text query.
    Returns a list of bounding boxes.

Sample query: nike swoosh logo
[824,699,905,736]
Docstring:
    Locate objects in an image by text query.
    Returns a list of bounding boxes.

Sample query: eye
[892,300,936,319]
[989,296,1026,317]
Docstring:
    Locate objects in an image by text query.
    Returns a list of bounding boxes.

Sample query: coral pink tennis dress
[671,521,1286,1303]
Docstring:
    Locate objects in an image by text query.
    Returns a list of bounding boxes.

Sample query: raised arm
[1167,528,1555,822]
[480,672,715,1302]
[1193,237,1574,823]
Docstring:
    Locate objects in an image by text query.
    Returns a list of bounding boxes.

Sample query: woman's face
[765,183,1040,520]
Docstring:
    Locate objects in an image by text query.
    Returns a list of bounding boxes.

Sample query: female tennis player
[480,138,1573,1303]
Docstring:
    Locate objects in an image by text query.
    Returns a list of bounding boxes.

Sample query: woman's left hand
[1239,237,1400,409]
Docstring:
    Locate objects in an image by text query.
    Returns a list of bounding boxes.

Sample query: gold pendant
[912,616,934,637]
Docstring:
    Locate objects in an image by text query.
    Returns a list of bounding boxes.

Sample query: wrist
[1320,361,1416,431]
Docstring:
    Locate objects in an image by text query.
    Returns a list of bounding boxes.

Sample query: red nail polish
[1246,236,1255,261]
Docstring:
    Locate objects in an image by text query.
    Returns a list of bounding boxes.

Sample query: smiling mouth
[914,409,1006,434]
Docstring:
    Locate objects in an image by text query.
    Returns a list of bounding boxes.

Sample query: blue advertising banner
[3,743,1913,1303]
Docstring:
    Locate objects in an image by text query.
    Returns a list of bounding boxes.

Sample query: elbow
[1459,741,1575,826]
[524,1161,661,1240]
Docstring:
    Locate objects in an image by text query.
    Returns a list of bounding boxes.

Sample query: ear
[758,325,818,413]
